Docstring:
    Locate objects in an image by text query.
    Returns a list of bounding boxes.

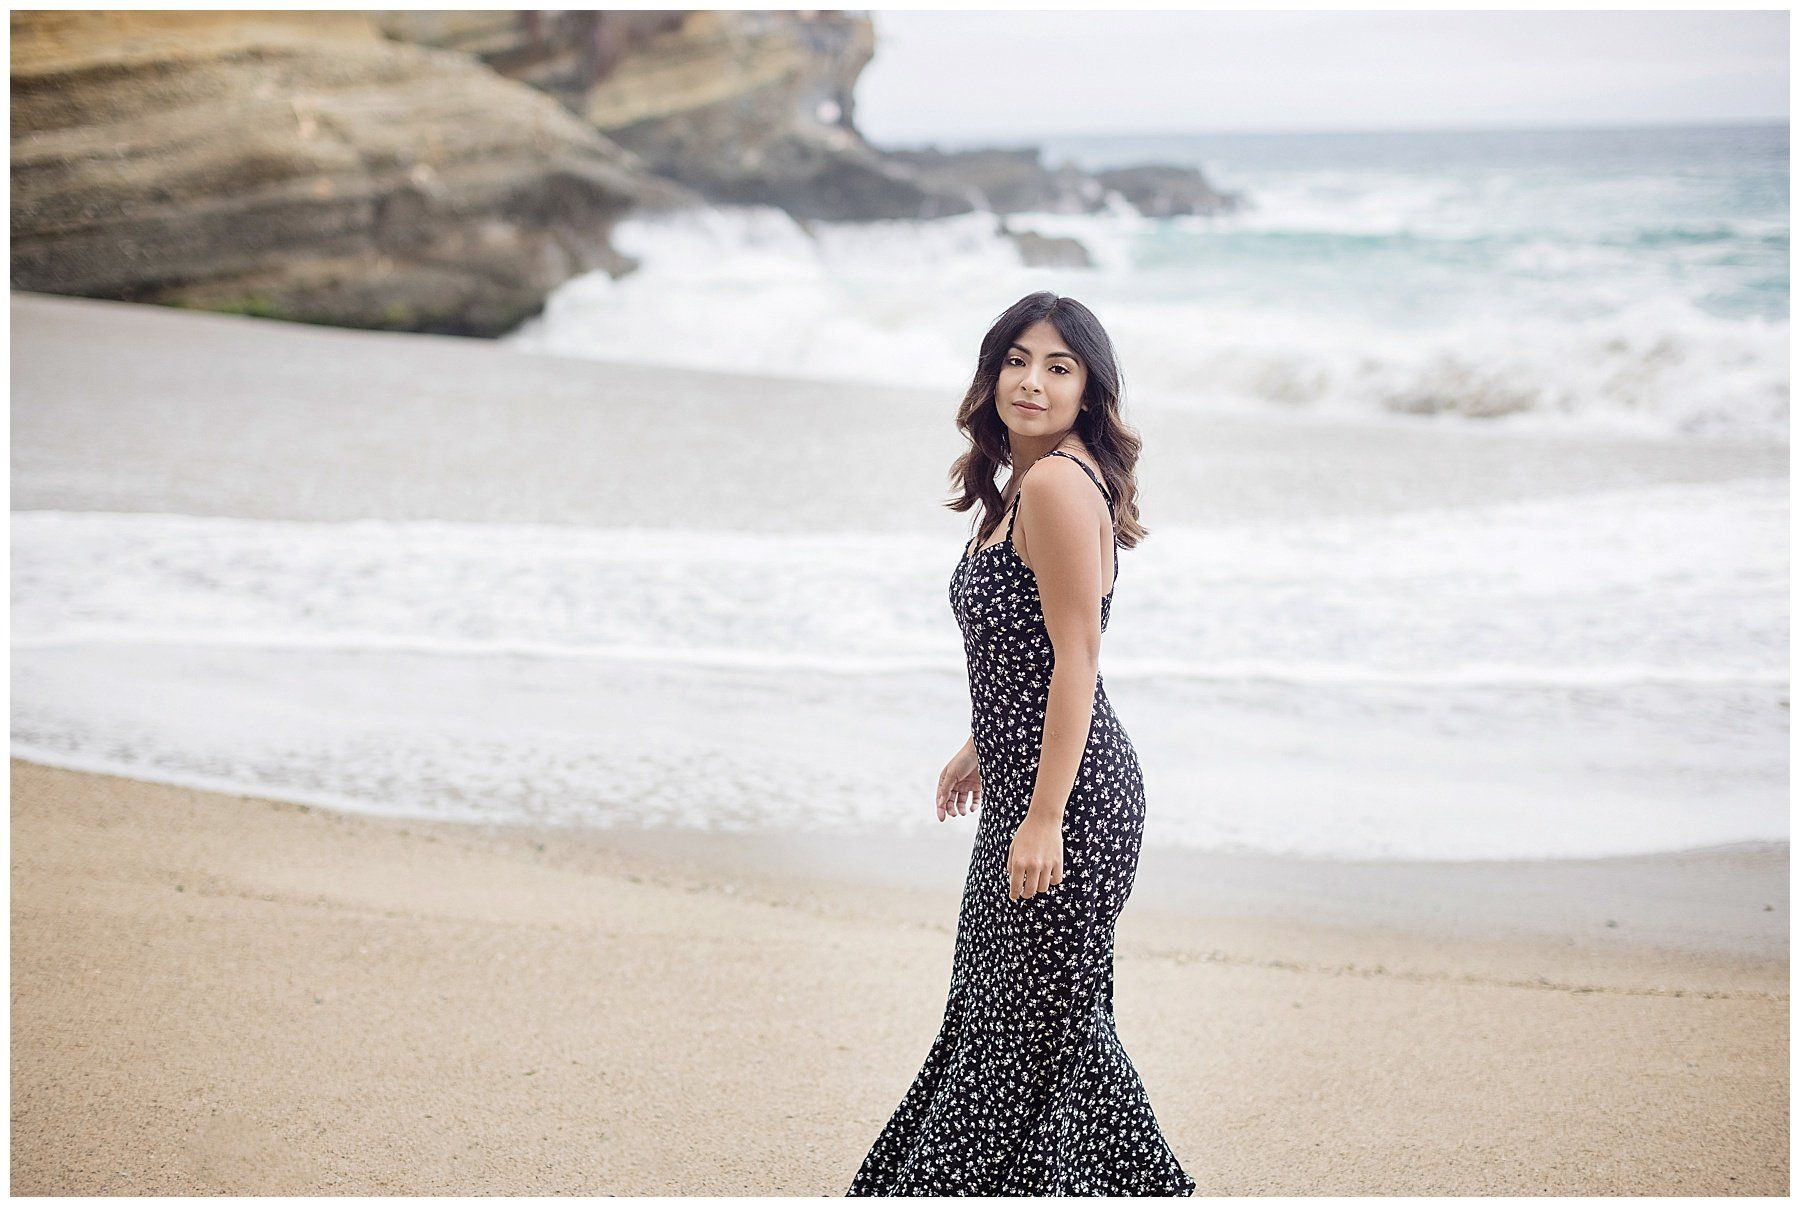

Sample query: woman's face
[994,319,1087,440]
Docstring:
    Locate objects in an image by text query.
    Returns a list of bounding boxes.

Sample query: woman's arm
[1017,460,1108,825]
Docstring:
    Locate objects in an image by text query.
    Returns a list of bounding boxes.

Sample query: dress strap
[1002,490,1025,541]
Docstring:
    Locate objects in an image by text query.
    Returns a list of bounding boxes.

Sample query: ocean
[508,122,1789,441]
[11,123,1789,862]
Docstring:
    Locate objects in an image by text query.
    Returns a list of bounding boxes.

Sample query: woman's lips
[1012,401,1046,412]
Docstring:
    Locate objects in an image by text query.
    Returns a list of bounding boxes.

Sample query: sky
[855,9,1790,143]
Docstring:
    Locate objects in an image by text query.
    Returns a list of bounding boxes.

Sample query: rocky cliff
[10,10,697,336]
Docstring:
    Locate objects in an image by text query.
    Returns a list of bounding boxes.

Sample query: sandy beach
[11,758,1786,1195]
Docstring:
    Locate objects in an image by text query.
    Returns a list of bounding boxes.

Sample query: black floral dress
[848,449,1196,1197]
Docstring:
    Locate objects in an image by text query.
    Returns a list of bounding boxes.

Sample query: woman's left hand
[1008,812,1065,901]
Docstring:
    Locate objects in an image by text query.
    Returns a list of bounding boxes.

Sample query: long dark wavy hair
[948,291,1147,550]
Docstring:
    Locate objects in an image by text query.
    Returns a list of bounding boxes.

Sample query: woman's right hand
[936,740,982,822]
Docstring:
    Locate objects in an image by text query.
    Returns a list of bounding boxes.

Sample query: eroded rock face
[11,10,698,335]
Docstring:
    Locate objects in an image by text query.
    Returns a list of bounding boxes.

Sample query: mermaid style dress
[848,449,1195,1197]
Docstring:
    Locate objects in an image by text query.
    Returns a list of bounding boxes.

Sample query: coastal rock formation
[10,10,698,335]
[1094,163,1244,218]
[885,147,1103,216]
[373,10,972,223]
[887,146,1242,218]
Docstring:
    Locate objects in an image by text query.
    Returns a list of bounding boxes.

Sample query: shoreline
[13,749,1787,966]
[12,758,1787,1194]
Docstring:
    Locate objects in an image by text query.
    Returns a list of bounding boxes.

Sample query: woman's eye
[1006,356,1069,373]
[1006,356,1071,374]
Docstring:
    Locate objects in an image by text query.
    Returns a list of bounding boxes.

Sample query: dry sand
[11,759,1786,1196]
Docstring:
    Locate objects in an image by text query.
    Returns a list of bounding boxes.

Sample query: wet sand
[11,292,1784,535]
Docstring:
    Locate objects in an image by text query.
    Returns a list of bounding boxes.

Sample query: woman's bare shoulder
[1020,451,1107,511]
[1016,454,1110,564]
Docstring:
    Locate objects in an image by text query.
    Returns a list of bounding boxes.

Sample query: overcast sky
[855,10,1790,143]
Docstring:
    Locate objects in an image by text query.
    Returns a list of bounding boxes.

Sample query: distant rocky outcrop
[374,10,974,223]
[884,147,1104,216]
[10,10,699,336]
[1094,164,1244,218]
[886,146,1243,219]
[1003,227,1095,270]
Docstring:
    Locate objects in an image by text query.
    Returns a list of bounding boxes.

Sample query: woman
[847,292,1196,1197]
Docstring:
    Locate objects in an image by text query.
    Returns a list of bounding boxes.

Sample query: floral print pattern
[848,450,1196,1197]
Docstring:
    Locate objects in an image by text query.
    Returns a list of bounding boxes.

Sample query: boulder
[1005,228,1095,270]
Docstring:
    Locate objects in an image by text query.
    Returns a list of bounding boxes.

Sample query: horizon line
[868,115,1791,148]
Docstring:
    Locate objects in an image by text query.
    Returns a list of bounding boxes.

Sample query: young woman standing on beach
[847,292,1196,1196]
